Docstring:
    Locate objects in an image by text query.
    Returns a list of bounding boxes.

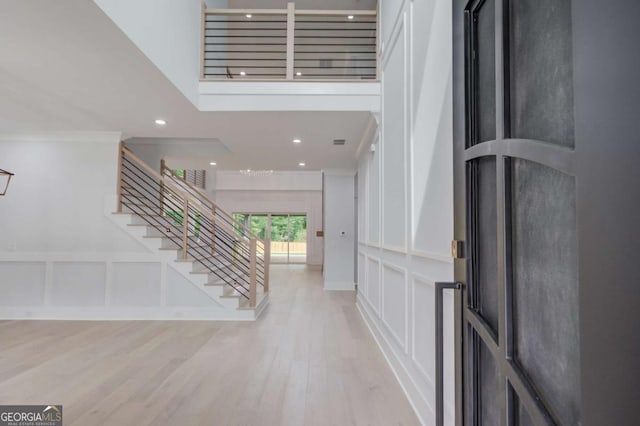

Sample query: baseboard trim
[324,281,355,291]
[356,296,434,425]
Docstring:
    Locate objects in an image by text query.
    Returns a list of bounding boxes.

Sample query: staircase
[112,144,269,319]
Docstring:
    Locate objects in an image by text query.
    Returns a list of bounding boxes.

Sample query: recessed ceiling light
[209,162,217,166]
[293,138,302,144]
[154,119,167,126]
[298,162,306,167]
[347,15,355,20]
[246,14,252,18]
[295,71,302,76]
[239,71,246,76]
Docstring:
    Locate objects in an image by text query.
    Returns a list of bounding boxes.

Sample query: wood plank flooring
[0,265,419,425]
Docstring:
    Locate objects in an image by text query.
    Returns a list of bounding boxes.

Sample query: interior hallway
[0,265,419,425]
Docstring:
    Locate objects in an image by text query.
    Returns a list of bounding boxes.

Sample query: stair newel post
[116,142,123,213]
[250,237,257,308]
[264,238,270,293]
[182,198,189,260]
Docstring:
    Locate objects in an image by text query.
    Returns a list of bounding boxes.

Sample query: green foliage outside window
[231,213,306,242]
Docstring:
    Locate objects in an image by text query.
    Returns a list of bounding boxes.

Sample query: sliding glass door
[288,215,307,264]
[270,215,289,264]
[233,213,307,264]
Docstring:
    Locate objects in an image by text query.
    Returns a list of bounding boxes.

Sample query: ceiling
[0,0,374,171]
[225,0,377,10]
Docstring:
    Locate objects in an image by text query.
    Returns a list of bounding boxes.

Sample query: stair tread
[203,270,247,285]
[191,263,236,274]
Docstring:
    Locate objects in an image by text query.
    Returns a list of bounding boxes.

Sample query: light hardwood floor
[0,265,419,425]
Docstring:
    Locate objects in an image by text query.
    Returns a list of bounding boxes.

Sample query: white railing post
[250,238,257,307]
[286,2,295,79]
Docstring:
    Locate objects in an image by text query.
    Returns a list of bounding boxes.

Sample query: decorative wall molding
[411,273,437,386]
[380,0,408,64]
[382,245,409,255]
[365,256,382,316]
[410,249,454,264]
[381,261,409,353]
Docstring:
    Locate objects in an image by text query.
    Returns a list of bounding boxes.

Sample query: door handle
[435,282,462,426]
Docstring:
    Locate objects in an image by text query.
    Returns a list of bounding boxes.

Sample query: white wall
[356,0,455,424]
[323,173,356,290]
[125,139,225,201]
[0,134,232,319]
[215,170,322,191]
[0,133,138,253]
[94,0,202,106]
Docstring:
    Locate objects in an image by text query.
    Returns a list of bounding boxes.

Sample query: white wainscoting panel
[358,252,367,297]
[111,262,161,306]
[411,274,436,385]
[51,262,106,307]
[0,262,46,306]
[366,257,381,314]
[382,262,408,352]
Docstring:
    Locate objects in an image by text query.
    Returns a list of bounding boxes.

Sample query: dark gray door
[452,0,640,424]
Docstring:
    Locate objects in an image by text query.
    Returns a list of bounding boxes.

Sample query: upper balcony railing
[202,2,378,81]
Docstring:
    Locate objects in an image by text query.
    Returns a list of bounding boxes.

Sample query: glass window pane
[511,158,580,424]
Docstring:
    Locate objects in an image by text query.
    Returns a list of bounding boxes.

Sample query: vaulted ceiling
[0,0,375,170]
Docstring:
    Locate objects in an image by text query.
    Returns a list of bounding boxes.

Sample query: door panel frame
[454,0,582,424]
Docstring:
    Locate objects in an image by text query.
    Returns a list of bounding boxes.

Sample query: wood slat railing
[117,145,269,306]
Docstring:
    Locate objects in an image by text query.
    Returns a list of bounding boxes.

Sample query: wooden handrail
[122,147,227,229]
[159,161,262,242]
[120,145,269,303]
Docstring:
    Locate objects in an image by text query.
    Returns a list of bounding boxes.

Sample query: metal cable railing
[121,158,253,298]
[202,4,378,81]
[117,146,270,306]
[204,11,288,79]
[294,14,377,80]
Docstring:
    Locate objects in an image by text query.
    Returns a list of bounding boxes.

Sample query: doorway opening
[233,213,307,264]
